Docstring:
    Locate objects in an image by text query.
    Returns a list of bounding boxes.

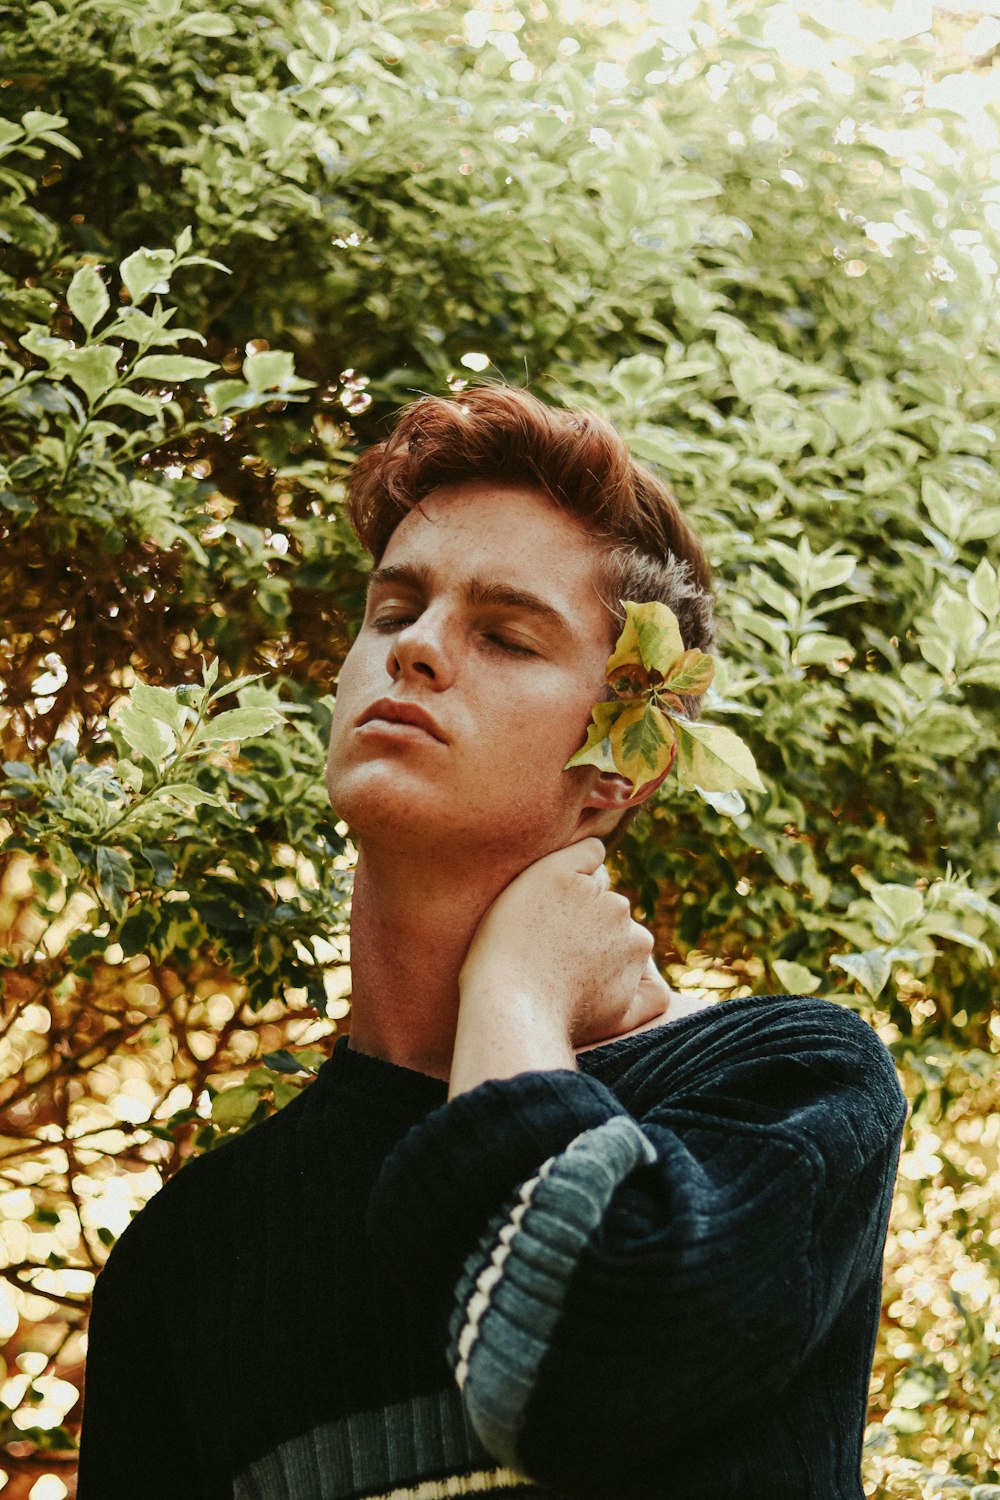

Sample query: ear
[575,745,676,840]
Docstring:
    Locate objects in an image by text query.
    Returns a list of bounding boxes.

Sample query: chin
[331,782,560,864]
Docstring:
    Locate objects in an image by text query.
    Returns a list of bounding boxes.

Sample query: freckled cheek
[481,694,591,771]
[325,654,370,783]
[331,640,382,718]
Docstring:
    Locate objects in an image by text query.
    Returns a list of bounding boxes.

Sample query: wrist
[448,985,577,1101]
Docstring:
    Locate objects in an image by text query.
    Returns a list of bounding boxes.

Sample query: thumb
[638,953,671,994]
[564,836,607,877]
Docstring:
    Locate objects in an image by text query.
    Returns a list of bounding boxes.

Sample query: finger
[564,836,606,876]
[633,955,671,1024]
[637,953,669,995]
[593,864,611,892]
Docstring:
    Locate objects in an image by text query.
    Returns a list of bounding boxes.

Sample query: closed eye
[371,614,415,632]
[371,614,538,658]
[484,633,537,658]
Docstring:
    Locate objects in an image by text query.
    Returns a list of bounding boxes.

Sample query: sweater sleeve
[365,997,906,1493]
[77,1213,208,1500]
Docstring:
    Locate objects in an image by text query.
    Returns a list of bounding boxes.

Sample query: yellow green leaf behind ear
[564,599,763,800]
[564,699,620,774]
[662,649,715,698]
[672,717,764,794]
[609,700,675,782]
[605,599,684,695]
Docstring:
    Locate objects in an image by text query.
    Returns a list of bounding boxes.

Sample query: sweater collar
[320,1033,450,1117]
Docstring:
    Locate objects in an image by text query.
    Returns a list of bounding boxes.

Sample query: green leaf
[163,784,218,808]
[614,700,674,783]
[795,633,854,669]
[242,349,295,389]
[2,761,36,782]
[128,682,187,733]
[672,717,764,795]
[730,355,772,401]
[830,949,893,999]
[564,699,621,775]
[96,846,134,920]
[824,397,870,446]
[132,354,217,382]
[114,701,176,764]
[49,842,81,880]
[694,786,746,817]
[116,760,144,792]
[569,698,676,792]
[968,559,999,620]
[664,171,720,200]
[31,866,63,904]
[810,551,857,593]
[870,883,924,935]
[568,600,753,798]
[261,1049,303,1074]
[67,266,110,335]
[272,1079,302,1110]
[58,346,120,405]
[177,10,236,34]
[629,600,685,677]
[935,588,986,649]
[22,110,70,137]
[249,107,299,151]
[920,918,993,964]
[291,1048,326,1072]
[662,649,714,696]
[298,14,340,59]
[1,490,38,517]
[772,960,822,995]
[609,354,665,403]
[262,1047,323,1074]
[120,247,174,306]
[19,327,73,365]
[605,600,683,688]
[921,477,960,538]
[197,706,285,743]
[99,389,162,416]
[208,672,268,701]
[204,379,248,414]
[962,504,1000,542]
[211,1084,263,1130]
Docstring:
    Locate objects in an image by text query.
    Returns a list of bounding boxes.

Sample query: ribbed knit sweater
[77,993,906,1499]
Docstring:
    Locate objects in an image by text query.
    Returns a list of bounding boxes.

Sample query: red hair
[347,385,715,665]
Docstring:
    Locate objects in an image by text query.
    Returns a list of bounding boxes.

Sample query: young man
[78,387,906,1499]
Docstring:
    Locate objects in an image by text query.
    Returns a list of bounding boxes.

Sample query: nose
[387,608,454,688]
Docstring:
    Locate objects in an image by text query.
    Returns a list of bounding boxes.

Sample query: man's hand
[448,839,671,1099]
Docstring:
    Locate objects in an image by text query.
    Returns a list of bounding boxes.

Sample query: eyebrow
[367,562,571,634]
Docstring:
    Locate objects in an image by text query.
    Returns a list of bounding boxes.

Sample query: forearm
[448,986,577,1101]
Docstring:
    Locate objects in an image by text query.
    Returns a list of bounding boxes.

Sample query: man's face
[325,479,615,862]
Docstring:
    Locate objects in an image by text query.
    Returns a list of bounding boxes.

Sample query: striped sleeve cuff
[446,1115,658,1469]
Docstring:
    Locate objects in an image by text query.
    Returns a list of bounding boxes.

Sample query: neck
[346,842,526,1081]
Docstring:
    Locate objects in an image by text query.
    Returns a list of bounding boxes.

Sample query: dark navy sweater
[78,993,906,1498]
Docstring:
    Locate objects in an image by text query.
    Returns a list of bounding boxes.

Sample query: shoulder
[586,991,896,1070]
[98,1080,314,1284]
[581,993,906,1143]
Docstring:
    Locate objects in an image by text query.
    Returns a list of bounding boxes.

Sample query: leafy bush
[0,1,998,1491]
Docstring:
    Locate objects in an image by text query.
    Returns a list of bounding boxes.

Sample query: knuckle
[630,921,654,953]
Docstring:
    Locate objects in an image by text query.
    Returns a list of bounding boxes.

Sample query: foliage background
[1,0,999,1494]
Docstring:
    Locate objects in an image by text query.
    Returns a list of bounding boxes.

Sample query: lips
[357,698,448,743]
